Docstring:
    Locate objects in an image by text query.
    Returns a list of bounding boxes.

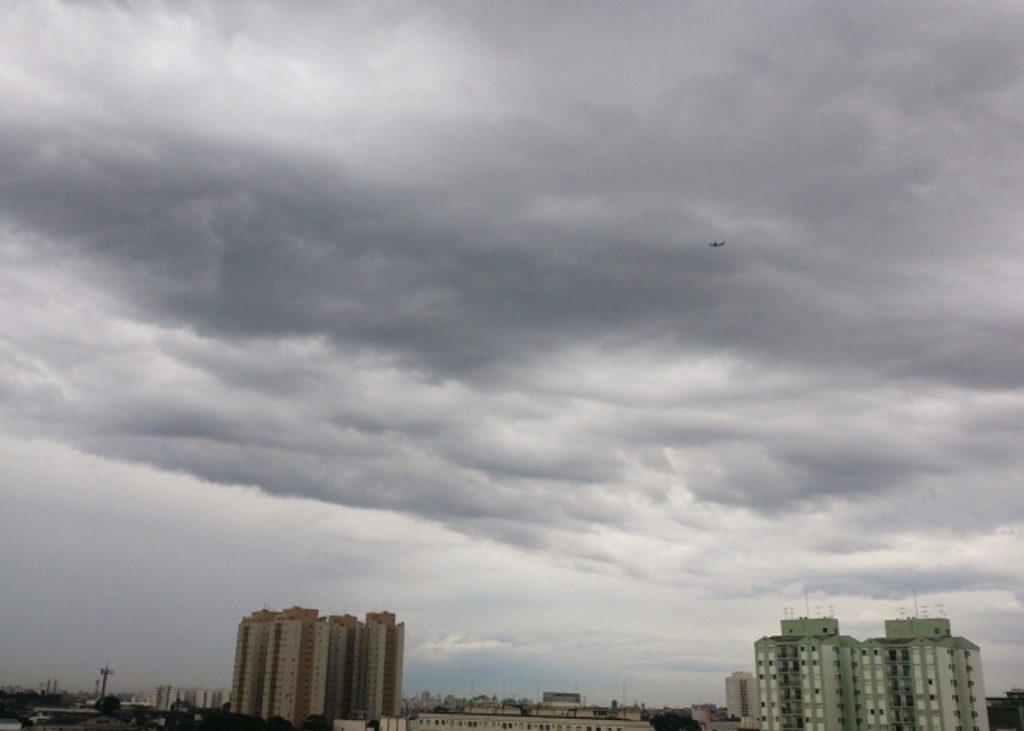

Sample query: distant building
[231,607,404,724]
[147,686,227,711]
[987,690,1024,731]
[726,673,759,721]
[412,705,649,731]
[755,616,987,731]
[543,693,582,707]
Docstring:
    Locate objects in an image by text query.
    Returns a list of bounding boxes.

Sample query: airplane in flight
[709,241,725,247]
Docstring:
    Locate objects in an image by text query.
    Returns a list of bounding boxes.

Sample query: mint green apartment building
[755,617,986,731]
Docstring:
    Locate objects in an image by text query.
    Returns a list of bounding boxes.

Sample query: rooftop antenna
[815,605,823,618]
[913,590,920,618]
[99,665,113,698]
[898,606,907,619]
[922,605,930,618]
[937,603,946,618]
[828,606,835,618]
[805,592,810,618]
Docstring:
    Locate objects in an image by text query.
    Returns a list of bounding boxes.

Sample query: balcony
[885,665,912,678]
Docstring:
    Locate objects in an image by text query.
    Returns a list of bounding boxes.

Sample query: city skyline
[2,0,1024,710]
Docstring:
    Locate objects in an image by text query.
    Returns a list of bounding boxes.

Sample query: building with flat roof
[360,612,405,720]
[986,690,1024,731]
[755,616,987,731]
[726,672,760,721]
[231,607,404,724]
[412,705,649,731]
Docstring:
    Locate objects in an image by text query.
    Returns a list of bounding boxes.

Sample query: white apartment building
[150,687,230,710]
[755,617,987,731]
[413,706,650,731]
[727,671,761,720]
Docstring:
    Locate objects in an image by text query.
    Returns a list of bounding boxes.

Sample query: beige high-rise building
[361,612,405,719]
[726,671,759,720]
[261,607,319,726]
[231,608,404,724]
[232,610,279,716]
[310,614,363,722]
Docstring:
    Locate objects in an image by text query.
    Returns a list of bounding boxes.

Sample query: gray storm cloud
[1,0,1023,594]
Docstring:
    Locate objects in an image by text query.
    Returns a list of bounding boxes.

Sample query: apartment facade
[727,671,761,720]
[755,617,987,731]
[232,609,278,716]
[362,612,405,719]
[231,608,404,724]
[310,614,363,721]
[261,607,319,726]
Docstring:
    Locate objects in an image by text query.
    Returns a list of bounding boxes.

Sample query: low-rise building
[411,704,649,731]
[987,690,1024,731]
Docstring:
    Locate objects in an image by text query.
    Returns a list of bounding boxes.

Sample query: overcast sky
[2,0,1024,707]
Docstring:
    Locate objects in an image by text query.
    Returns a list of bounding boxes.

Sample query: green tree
[649,712,700,731]
[95,697,121,717]
[266,716,293,731]
[301,716,329,731]
[198,712,266,731]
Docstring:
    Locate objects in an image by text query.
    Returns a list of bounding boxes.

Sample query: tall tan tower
[261,607,319,727]
[231,608,404,723]
[232,610,278,716]
[360,611,405,720]
[309,614,362,721]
